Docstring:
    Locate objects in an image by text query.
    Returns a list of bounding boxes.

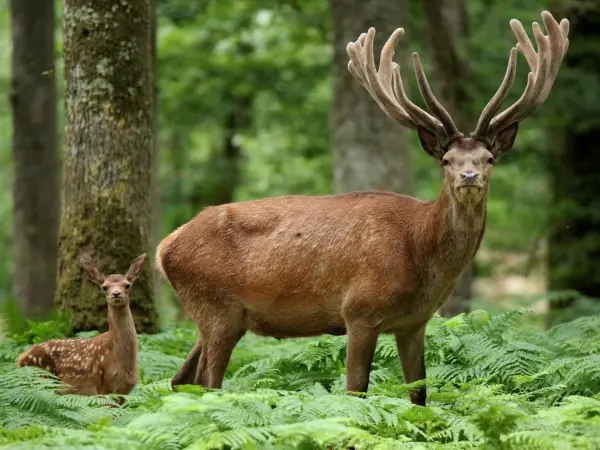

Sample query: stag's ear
[126,253,146,283]
[490,122,518,159]
[417,125,444,160]
[80,256,105,285]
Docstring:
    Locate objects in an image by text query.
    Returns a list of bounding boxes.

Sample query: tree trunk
[10,0,60,318]
[421,0,475,317]
[56,0,158,333]
[547,2,600,327]
[150,1,162,302]
[329,0,412,194]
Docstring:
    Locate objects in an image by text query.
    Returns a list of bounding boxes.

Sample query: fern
[0,309,599,448]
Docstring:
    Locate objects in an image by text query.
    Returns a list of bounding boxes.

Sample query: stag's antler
[472,11,569,146]
[346,27,462,148]
[347,11,569,151]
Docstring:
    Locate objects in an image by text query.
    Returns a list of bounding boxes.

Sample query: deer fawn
[17,254,146,397]
[156,11,568,405]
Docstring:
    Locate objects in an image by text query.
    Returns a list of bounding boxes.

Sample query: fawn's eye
[102,286,108,292]
[124,283,131,290]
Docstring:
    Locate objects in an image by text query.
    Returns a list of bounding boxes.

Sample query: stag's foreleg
[395,324,427,406]
[345,323,379,393]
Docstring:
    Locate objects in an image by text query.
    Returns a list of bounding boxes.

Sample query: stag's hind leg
[191,302,246,389]
[170,290,207,388]
[171,337,202,388]
[194,327,245,388]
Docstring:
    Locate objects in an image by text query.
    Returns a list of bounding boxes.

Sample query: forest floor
[1,308,599,449]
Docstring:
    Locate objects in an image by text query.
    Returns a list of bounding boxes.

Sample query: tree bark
[150,1,162,301]
[10,0,60,318]
[56,0,158,333]
[547,1,600,327]
[421,0,475,317]
[329,0,413,194]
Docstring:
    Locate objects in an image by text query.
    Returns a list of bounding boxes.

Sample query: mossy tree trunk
[56,0,158,333]
[150,1,162,301]
[10,0,60,318]
[329,0,413,195]
[421,0,475,317]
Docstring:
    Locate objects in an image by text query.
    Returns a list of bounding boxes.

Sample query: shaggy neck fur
[427,182,488,276]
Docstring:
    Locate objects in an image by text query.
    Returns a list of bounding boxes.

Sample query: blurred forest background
[2,0,600,334]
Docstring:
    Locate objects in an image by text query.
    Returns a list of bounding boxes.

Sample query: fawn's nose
[112,291,121,299]
[460,171,479,184]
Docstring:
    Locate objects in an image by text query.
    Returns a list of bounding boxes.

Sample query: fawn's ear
[80,256,105,285]
[126,253,146,283]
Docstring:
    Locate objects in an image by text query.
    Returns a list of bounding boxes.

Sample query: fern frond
[2,309,600,448]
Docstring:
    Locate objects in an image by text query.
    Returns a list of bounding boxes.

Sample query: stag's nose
[460,171,479,184]
[112,291,121,299]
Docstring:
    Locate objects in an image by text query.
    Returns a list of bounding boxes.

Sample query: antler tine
[471,47,518,143]
[472,11,568,145]
[390,64,445,135]
[538,11,569,103]
[412,53,462,142]
[378,28,400,88]
[364,28,419,128]
[512,19,538,71]
[560,18,570,57]
[390,58,444,130]
[346,29,415,128]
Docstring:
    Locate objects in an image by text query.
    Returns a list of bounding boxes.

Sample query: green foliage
[0,301,73,346]
[0,309,599,448]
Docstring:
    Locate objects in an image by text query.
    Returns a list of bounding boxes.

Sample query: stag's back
[156,192,434,320]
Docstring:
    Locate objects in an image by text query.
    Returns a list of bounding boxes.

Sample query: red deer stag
[18,254,146,398]
[156,11,568,405]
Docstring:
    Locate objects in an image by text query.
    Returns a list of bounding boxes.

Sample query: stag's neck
[107,306,138,372]
[427,184,487,271]
[437,186,487,232]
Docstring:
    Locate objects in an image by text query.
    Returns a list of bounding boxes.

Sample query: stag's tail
[154,225,185,285]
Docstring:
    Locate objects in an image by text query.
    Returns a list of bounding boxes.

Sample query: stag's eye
[487,157,495,165]
[102,286,108,292]
[441,159,450,166]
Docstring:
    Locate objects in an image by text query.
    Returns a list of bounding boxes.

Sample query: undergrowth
[1,308,599,449]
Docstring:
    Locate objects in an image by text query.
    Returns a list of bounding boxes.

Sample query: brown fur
[17,254,146,398]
